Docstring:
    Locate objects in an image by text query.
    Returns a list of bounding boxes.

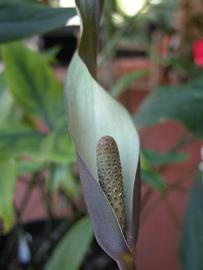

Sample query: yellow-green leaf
[45,216,93,270]
[0,160,16,233]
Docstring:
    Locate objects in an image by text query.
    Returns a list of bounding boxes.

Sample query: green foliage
[16,159,45,174]
[0,160,16,233]
[1,42,63,129]
[134,78,203,138]
[0,42,77,234]
[0,1,76,43]
[180,174,203,270]
[111,69,148,98]
[140,144,188,192]
[147,0,179,32]
[52,164,78,199]
[1,42,75,162]
[0,122,47,160]
[0,126,74,164]
[141,151,166,191]
[45,216,93,270]
[141,148,187,191]
[0,73,14,124]
[142,149,188,166]
[141,169,165,191]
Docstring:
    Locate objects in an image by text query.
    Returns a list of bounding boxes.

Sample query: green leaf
[141,169,166,191]
[0,73,14,124]
[0,121,75,163]
[142,149,188,166]
[52,164,78,198]
[111,69,148,98]
[0,1,76,43]
[134,77,203,138]
[0,72,5,89]
[0,122,47,160]
[16,160,45,175]
[1,42,64,130]
[0,90,14,124]
[141,152,166,191]
[42,133,76,163]
[45,216,93,270]
[0,160,16,233]
[42,46,62,64]
[180,174,203,270]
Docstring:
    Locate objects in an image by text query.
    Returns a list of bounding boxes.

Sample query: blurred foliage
[146,0,180,32]
[1,43,76,160]
[2,43,63,129]
[142,148,188,166]
[0,160,16,233]
[110,69,148,98]
[0,42,78,232]
[134,77,203,138]
[0,39,87,269]
[45,217,93,270]
[141,149,188,191]
[101,0,180,56]
[0,0,76,43]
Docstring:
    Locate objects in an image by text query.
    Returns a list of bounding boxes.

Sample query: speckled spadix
[64,0,141,269]
[96,136,126,233]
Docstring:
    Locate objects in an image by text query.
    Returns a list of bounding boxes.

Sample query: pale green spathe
[65,52,139,228]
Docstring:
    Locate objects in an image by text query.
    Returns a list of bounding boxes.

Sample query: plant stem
[117,254,137,270]
[117,261,137,270]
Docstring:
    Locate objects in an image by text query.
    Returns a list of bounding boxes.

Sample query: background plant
[0,1,93,270]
